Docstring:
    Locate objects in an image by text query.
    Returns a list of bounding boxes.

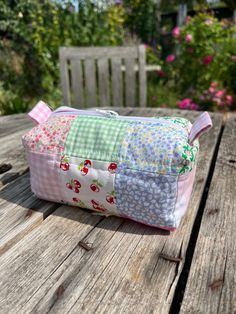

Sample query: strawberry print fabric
[64,116,129,162]
[59,156,119,215]
[22,115,76,154]
[115,167,178,229]
[118,118,199,175]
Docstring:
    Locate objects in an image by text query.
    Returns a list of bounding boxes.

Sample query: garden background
[0,0,236,115]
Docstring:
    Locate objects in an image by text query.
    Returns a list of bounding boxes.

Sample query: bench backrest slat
[59,45,147,107]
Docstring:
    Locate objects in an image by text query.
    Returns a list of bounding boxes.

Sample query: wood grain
[59,46,139,59]
[84,59,97,107]
[0,113,33,138]
[59,48,71,106]
[70,59,84,108]
[111,58,123,107]
[180,116,236,314]
[125,58,136,107]
[59,46,147,108]
[0,173,58,255]
[98,58,110,106]
[0,126,32,186]
[0,206,104,313]
[0,108,223,314]
[138,45,147,107]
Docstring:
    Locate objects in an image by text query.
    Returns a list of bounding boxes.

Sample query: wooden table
[0,108,235,314]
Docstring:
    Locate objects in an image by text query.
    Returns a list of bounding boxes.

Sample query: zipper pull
[95,109,119,118]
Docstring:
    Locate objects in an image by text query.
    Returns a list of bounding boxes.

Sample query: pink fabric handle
[28,100,52,125]
[189,111,213,144]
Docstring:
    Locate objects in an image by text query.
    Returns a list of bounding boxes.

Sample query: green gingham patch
[64,116,129,161]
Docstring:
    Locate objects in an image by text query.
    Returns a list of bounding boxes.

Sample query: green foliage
[157,12,236,110]
[0,1,235,115]
[176,13,235,92]
[123,0,159,44]
[0,0,125,114]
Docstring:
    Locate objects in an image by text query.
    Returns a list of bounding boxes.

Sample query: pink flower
[144,44,150,49]
[210,82,217,88]
[215,90,225,98]
[212,97,221,105]
[172,27,181,39]
[231,55,236,61]
[226,95,233,105]
[177,98,192,109]
[205,19,213,26]
[218,102,225,107]
[186,47,194,54]
[177,98,199,111]
[190,103,199,111]
[208,87,215,93]
[185,34,192,42]
[156,69,165,77]
[202,55,214,65]
[166,54,175,63]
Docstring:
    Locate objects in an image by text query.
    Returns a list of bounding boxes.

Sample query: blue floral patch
[115,167,177,228]
[118,118,198,175]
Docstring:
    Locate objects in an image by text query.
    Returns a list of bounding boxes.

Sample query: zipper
[52,106,160,123]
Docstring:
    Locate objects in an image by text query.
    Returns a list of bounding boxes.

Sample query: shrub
[164,12,236,110]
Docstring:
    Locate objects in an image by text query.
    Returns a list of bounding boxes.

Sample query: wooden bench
[59,46,147,108]
[0,108,235,313]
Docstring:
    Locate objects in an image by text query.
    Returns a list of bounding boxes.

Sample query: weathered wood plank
[97,58,110,106]
[0,128,32,186]
[138,45,147,107]
[0,206,104,313]
[24,218,149,313]
[59,46,139,59]
[84,59,97,107]
[111,58,123,107]
[70,59,84,108]
[59,48,71,106]
[0,114,33,138]
[59,46,147,108]
[125,58,136,107]
[180,117,236,314]
[0,109,222,314]
[0,173,58,255]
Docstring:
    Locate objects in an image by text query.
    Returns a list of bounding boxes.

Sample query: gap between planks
[179,116,236,314]
[0,173,60,255]
[170,120,225,313]
[0,125,33,186]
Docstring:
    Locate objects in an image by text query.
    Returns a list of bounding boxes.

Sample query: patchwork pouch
[22,101,212,231]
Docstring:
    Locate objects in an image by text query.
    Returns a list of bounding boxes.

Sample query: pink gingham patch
[26,151,65,202]
[189,112,213,144]
[28,100,52,125]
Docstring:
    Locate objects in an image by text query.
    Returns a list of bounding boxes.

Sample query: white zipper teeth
[52,108,159,122]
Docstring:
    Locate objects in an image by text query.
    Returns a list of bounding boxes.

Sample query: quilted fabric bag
[22,101,212,231]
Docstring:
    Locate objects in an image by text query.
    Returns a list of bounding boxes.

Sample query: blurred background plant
[0,0,235,114]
